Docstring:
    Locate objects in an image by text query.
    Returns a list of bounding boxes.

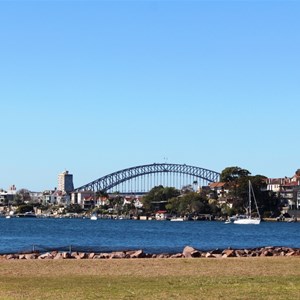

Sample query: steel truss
[73,163,220,193]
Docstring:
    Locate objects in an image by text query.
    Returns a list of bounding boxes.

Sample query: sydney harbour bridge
[73,163,220,194]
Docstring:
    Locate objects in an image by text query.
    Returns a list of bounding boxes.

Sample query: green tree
[65,204,84,214]
[221,167,281,217]
[166,192,211,216]
[220,167,251,183]
[16,204,34,214]
[142,185,180,213]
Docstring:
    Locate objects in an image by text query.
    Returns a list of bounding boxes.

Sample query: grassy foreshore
[0,258,299,299]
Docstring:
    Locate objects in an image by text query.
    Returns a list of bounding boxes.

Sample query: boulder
[183,246,201,258]
[25,253,38,260]
[222,249,236,258]
[261,250,273,257]
[76,252,87,259]
[128,250,145,259]
[170,253,183,258]
[205,252,216,258]
[54,252,64,260]
[156,253,170,258]
[62,252,72,259]
[211,248,222,255]
[235,250,246,257]
[98,253,111,259]
[5,254,17,260]
[110,251,126,259]
[38,252,53,259]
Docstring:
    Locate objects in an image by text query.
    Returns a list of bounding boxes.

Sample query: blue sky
[1,0,299,191]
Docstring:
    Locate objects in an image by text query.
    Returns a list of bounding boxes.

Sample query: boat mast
[250,180,261,219]
[248,180,251,218]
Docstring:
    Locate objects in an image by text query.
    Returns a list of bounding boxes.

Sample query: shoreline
[2,245,300,260]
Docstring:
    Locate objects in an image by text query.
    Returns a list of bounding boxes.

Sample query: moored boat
[233,180,261,225]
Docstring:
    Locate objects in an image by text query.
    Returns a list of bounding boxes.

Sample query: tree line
[141,166,282,218]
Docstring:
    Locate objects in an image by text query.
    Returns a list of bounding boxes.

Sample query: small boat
[90,214,98,221]
[224,219,231,224]
[17,212,37,218]
[170,217,184,222]
[234,180,261,225]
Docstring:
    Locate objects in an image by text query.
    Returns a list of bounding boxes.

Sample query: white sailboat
[90,213,98,220]
[234,180,261,225]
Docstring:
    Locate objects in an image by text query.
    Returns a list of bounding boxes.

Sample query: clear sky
[1,0,299,191]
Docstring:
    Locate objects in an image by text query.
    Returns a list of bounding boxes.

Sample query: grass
[0,257,300,299]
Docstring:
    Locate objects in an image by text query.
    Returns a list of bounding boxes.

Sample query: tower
[58,170,74,193]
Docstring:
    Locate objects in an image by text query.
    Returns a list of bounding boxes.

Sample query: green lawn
[0,258,299,299]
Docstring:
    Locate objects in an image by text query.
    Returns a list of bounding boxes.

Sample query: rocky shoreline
[1,246,300,260]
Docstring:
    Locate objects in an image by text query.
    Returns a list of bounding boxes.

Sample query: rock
[80,252,88,259]
[54,252,63,260]
[98,253,111,259]
[156,253,170,258]
[183,246,201,258]
[170,253,183,258]
[205,252,215,258]
[88,252,95,259]
[38,252,51,259]
[25,253,37,260]
[222,249,236,257]
[110,251,126,259]
[211,248,222,255]
[73,252,87,259]
[71,252,79,258]
[62,252,72,259]
[235,250,246,257]
[50,251,58,257]
[261,250,273,257]
[128,250,145,258]
[5,254,17,260]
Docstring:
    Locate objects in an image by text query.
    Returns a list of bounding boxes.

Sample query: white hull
[90,215,98,221]
[170,218,184,222]
[234,218,260,225]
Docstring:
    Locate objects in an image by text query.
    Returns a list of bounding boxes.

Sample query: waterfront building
[71,190,94,207]
[0,185,17,205]
[29,191,43,203]
[267,170,300,210]
[58,170,74,193]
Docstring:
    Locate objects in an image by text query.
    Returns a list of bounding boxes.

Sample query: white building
[71,190,94,207]
[0,185,17,204]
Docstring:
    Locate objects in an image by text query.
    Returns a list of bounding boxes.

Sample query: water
[0,218,299,254]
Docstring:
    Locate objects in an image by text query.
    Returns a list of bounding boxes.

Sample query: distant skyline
[1,1,299,191]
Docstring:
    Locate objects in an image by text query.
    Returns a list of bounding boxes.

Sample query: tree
[16,204,34,214]
[65,204,84,214]
[220,167,250,183]
[166,192,211,216]
[142,186,180,213]
[15,189,31,203]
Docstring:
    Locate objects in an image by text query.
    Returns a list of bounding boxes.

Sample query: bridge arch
[74,163,220,193]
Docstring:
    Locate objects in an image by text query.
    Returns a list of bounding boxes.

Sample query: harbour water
[0,218,299,254]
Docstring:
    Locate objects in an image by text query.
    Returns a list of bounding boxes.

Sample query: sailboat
[90,213,98,220]
[233,180,261,225]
